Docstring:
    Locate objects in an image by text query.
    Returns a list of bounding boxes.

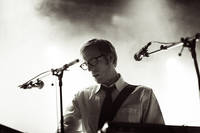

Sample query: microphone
[19,79,44,89]
[62,59,80,70]
[134,42,151,61]
[51,59,80,75]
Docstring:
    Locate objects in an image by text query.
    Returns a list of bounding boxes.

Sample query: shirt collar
[95,74,128,94]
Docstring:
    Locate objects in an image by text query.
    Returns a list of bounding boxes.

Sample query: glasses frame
[80,55,104,70]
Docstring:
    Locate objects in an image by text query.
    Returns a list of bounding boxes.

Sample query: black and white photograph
[0,0,200,133]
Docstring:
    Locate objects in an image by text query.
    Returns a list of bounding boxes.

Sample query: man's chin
[94,77,103,84]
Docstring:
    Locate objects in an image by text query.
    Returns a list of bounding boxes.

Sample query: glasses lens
[80,55,103,70]
[80,63,88,70]
[89,58,98,66]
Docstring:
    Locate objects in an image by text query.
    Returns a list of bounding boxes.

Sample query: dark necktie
[98,85,116,129]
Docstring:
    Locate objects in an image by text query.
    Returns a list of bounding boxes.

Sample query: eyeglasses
[80,55,104,70]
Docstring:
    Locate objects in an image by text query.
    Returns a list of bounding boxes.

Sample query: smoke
[36,0,200,44]
[167,0,200,35]
[38,0,130,28]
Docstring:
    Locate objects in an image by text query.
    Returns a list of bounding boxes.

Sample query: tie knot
[102,85,116,93]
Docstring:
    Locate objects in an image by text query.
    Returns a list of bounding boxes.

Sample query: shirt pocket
[114,106,141,123]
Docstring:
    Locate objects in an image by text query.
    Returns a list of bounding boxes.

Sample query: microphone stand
[182,36,200,94]
[51,68,65,133]
[51,59,79,133]
[146,33,200,95]
[19,59,79,133]
[19,68,67,133]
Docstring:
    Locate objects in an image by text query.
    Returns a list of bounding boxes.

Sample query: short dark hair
[80,39,118,67]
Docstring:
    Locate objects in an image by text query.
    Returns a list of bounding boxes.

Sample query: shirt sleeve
[141,88,165,124]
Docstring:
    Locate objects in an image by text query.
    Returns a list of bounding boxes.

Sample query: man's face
[81,46,114,84]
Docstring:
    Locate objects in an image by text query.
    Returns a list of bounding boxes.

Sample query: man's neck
[103,73,120,87]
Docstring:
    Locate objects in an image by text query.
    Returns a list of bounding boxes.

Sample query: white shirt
[61,76,164,133]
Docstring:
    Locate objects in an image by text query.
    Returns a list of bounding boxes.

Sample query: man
[58,39,164,133]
